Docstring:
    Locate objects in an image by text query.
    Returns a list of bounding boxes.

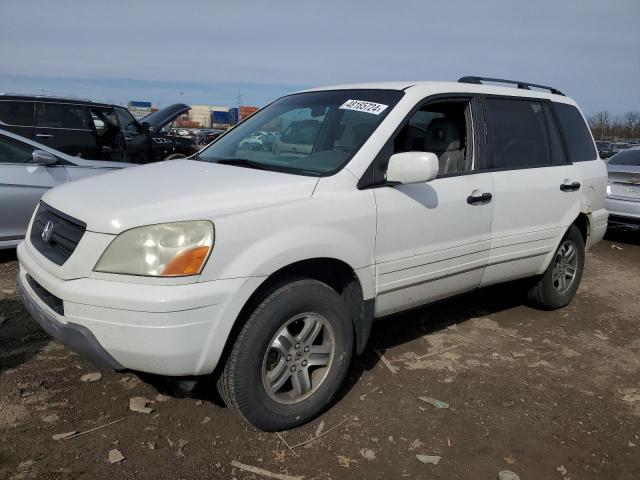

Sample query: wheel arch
[218,258,374,377]
[572,212,590,247]
[537,214,590,276]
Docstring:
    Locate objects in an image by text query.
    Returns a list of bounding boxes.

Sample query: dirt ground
[1,229,639,480]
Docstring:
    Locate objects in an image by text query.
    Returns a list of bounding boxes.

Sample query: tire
[217,278,353,431]
[162,153,186,161]
[526,225,585,310]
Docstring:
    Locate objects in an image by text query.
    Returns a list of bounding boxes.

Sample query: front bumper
[17,273,124,370]
[17,240,263,376]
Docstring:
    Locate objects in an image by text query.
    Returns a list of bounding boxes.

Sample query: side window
[393,100,473,175]
[0,101,34,126]
[115,108,139,133]
[543,103,568,165]
[485,98,550,169]
[43,104,90,129]
[0,135,36,163]
[553,103,598,162]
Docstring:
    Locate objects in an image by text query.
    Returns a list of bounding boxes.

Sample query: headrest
[425,118,461,152]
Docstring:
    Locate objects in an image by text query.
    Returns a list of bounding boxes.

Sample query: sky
[1,0,638,116]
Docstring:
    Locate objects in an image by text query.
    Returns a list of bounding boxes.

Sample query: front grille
[30,202,86,266]
[26,274,64,315]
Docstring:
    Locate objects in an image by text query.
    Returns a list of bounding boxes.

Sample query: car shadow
[0,248,51,374]
[333,281,530,403]
[604,225,640,246]
[0,298,51,374]
[0,249,17,264]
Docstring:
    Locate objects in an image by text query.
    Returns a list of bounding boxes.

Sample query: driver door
[89,107,126,161]
[373,96,495,316]
[114,107,148,163]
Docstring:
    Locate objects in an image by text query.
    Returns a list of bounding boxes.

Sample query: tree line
[588,111,640,142]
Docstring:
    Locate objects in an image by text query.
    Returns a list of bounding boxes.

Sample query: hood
[140,103,191,130]
[42,160,319,234]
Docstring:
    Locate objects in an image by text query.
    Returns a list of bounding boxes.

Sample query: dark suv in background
[0,95,197,163]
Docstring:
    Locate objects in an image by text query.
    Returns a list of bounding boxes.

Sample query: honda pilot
[17,77,608,431]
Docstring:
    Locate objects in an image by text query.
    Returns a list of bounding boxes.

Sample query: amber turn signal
[161,246,210,276]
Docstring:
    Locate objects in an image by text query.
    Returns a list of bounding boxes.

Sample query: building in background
[212,110,231,125]
[127,100,156,120]
[239,106,259,120]
[174,104,258,128]
[177,105,237,128]
[229,107,239,125]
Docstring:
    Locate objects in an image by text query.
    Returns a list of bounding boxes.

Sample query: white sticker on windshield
[339,99,388,115]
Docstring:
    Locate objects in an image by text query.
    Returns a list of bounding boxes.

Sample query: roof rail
[458,76,564,96]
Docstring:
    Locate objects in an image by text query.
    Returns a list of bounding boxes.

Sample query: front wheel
[217,279,353,431]
[526,225,585,310]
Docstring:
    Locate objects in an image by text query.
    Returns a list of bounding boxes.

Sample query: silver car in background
[0,129,134,249]
[605,147,640,228]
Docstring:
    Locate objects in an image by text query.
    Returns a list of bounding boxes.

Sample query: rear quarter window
[553,103,597,162]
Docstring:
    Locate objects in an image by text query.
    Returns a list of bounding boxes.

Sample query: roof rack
[458,76,564,96]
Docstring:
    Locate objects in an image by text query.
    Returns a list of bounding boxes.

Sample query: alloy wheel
[261,312,335,405]
[552,240,578,294]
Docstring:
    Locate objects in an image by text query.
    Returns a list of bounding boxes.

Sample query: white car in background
[17,77,607,431]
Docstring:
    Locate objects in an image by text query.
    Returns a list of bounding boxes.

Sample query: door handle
[467,192,493,205]
[560,182,581,192]
[36,133,53,139]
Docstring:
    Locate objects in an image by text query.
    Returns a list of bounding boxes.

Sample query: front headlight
[94,221,214,277]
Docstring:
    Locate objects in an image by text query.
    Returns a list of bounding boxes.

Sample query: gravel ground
[0,229,639,480]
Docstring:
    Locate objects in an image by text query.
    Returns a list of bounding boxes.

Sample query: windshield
[609,149,640,166]
[196,89,404,176]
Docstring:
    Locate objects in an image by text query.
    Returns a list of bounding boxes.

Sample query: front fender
[199,192,377,298]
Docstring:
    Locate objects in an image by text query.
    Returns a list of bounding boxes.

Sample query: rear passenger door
[36,103,98,159]
[480,96,582,287]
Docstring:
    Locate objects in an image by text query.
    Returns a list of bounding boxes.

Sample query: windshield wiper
[212,157,323,177]
[216,158,269,170]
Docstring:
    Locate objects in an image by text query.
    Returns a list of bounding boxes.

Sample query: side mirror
[386,152,439,185]
[31,150,57,165]
[141,122,150,133]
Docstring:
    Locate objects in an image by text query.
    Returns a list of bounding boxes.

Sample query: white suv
[17,77,608,430]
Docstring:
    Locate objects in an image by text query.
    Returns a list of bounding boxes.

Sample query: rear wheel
[217,278,353,431]
[526,225,585,309]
